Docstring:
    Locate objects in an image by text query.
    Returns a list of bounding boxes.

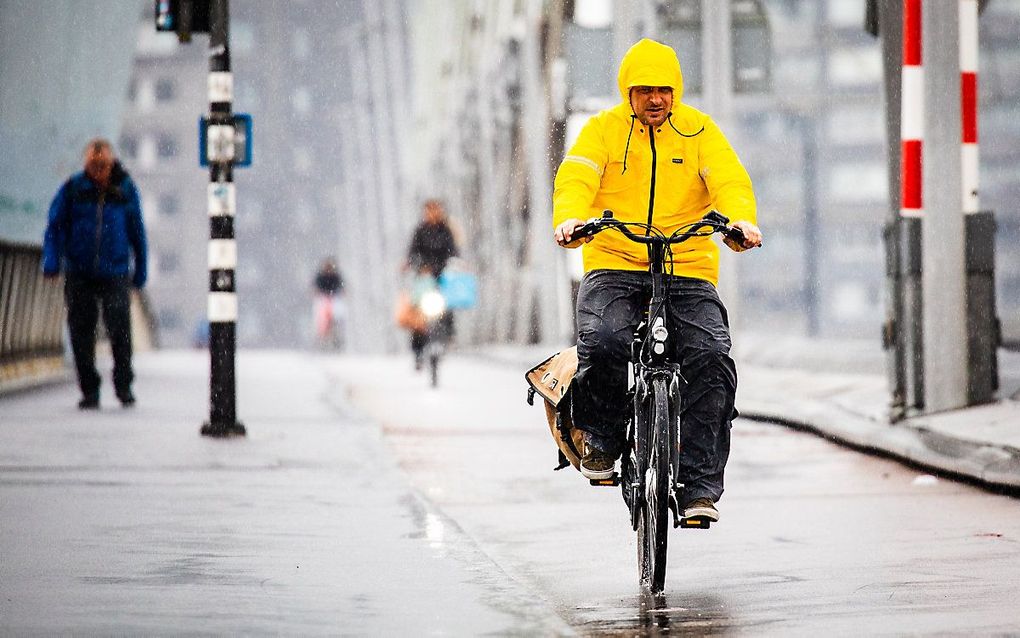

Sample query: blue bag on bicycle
[438,270,478,310]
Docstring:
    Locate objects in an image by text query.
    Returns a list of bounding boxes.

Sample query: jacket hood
[616,38,684,106]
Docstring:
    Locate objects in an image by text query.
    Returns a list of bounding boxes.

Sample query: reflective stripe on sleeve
[562,155,603,176]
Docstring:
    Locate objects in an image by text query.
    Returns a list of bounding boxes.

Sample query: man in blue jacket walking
[43,138,148,409]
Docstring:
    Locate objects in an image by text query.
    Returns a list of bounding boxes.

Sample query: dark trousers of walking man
[65,273,134,405]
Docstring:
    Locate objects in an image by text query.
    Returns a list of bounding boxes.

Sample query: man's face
[630,86,673,128]
[84,147,113,186]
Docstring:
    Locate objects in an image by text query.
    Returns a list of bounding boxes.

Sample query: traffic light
[155,0,211,43]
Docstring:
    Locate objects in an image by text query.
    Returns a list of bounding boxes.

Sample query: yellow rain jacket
[552,39,757,285]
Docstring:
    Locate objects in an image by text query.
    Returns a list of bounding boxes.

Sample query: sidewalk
[481,332,1020,493]
[0,350,568,635]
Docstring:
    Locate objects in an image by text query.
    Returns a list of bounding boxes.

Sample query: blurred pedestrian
[313,257,346,350]
[42,138,148,409]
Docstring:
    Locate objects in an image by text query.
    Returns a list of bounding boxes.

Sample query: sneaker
[117,390,136,407]
[77,395,100,410]
[580,445,617,480]
[683,497,719,522]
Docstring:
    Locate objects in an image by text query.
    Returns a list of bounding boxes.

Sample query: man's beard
[639,113,666,127]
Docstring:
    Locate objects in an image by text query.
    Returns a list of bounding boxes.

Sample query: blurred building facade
[979,0,1020,345]
[119,10,207,349]
[121,1,371,348]
[53,0,1020,350]
[0,0,139,244]
[558,0,1020,343]
[739,0,891,339]
[748,0,1019,343]
[403,0,576,347]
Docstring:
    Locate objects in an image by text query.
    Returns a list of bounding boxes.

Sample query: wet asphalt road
[340,354,1020,636]
[3,350,1020,635]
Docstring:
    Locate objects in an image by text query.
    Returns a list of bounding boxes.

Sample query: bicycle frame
[572,209,741,592]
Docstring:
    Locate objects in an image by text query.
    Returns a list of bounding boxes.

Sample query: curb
[468,347,1020,494]
[739,397,1020,494]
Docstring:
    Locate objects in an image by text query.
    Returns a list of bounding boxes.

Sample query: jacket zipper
[645,127,657,233]
[94,192,105,272]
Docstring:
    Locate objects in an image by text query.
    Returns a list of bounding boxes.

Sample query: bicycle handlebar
[571,210,752,247]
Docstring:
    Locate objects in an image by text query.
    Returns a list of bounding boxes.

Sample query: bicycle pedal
[680,516,712,529]
[589,474,620,487]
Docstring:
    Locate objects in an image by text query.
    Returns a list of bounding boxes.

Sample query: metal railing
[0,239,66,391]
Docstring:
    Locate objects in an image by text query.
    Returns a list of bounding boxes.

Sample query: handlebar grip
[724,225,746,244]
[572,221,600,240]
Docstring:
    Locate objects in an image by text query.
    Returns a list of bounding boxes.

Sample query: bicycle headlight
[420,290,446,319]
[651,318,668,343]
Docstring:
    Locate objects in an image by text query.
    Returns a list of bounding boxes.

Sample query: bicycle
[408,272,451,388]
[570,208,752,594]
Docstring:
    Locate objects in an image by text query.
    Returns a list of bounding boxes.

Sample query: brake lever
[572,214,612,240]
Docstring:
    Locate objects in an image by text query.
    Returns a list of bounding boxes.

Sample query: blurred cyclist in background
[404,199,459,368]
[313,257,346,350]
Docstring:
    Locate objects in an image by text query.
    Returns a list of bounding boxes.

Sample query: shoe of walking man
[43,138,148,409]
[552,39,763,522]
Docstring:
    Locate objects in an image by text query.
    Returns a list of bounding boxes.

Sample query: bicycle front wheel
[637,376,671,593]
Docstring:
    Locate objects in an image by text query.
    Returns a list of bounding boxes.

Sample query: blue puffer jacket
[42,162,148,287]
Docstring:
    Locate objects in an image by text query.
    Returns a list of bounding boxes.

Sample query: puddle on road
[574,591,750,636]
[400,492,452,557]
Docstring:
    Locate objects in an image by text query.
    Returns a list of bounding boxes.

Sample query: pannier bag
[525,346,585,472]
[438,270,478,310]
[393,291,426,332]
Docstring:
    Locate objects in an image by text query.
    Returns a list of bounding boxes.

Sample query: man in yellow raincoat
[552,39,762,523]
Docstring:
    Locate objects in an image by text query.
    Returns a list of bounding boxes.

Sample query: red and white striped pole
[960,0,979,214]
[898,0,926,413]
[900,0,923,218]
[958,0,998,405]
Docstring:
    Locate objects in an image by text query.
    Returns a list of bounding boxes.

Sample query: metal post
[344,27,390,352]
[362,7,403,353]
[641,0,659,39]
[701,0,739,323]
[921,0,968,412]
[522,0,568,345]
[799,115,820,337]
[613,0,639,67]
[877,0,910,419]
[960,0,1000,404]
[546,0,575,343]
[474,8,501,343]
[966,212,999,403]
[900,0,926,414]
[202,0,244,437]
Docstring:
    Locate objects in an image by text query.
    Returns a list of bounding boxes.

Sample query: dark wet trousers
[64,273,134,399]
[572,269,738,503]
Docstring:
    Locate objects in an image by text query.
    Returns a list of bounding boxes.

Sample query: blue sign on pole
[199,113,252,167]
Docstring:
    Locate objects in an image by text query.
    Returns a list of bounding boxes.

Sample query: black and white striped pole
[201,0,245,437]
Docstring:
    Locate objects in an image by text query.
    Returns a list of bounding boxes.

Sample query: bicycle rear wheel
[637,376,671,593]
[429,353,439,387]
